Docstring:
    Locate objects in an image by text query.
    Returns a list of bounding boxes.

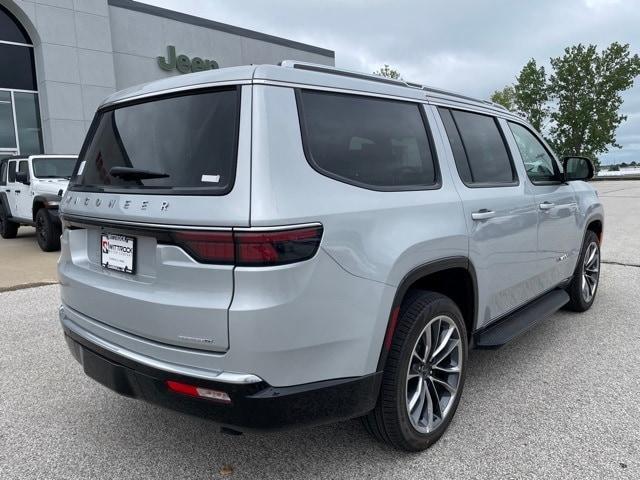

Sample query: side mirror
[562,156,594,181]
[15,171,30,185]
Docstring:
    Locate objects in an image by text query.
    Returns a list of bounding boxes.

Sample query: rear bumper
[63,327,381,431]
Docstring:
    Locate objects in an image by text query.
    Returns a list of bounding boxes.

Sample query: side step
[473,289,570,349]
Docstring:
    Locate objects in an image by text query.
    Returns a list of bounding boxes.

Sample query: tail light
[171,225,323,266]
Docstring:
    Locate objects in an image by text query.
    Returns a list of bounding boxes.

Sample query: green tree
[610,164,620,171]
[491,42,640,170]
[374,64,402,80]
[514,59,549,132]
[548,43,640,168]
[490,85,516,110]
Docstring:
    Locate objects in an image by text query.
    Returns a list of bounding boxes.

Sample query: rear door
[506,121,579,286]
[6,159,17,215]
[436,107,539,328]
[59,85,252,352]
[15,159,32,218]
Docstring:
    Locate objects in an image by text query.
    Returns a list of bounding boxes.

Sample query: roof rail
[279,60,513,113]
[279,60,410,88]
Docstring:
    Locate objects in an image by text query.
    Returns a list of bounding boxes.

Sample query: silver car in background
[58,61,603,451]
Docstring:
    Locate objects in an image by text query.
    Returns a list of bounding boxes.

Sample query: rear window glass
[71,87,240,195]
[297,90,438,190]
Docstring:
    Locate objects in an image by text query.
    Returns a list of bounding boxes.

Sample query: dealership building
[0,0,334,160]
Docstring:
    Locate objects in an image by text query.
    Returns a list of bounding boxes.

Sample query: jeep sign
[157,45,219,74]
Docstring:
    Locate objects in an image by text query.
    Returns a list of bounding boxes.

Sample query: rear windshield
[33,157,76,179]
[70,87,240,195]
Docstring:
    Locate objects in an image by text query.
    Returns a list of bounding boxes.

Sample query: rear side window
[7,160,16,182]
[438,107,517,186]
[71,87,240,195]
[297,90,438,190]
[0,162,6,185]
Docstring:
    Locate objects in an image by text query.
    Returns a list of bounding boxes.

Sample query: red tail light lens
[235,226,323,266]
[171,226,323,266]
[172,231,235,264]
[166,380,231,404]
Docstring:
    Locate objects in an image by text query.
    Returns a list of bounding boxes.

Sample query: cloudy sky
[145,0,640,164]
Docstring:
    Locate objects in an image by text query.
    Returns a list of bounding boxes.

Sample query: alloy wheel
[582,241,600,303]
[406,315,462,433]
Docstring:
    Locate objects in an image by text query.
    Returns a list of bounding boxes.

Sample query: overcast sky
[145,0,640,164]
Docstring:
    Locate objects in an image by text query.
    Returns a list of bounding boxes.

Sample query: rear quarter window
[296,90,439,190]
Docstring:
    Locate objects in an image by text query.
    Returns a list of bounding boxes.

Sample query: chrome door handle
[471,209,496,221]
[539,202,555,211]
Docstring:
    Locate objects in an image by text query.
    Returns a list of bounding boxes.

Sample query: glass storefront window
[0,91,17,149]
[14,92,42,155]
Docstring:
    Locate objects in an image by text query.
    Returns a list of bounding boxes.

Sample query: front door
[506,122,579,288]
[435,107,539,328]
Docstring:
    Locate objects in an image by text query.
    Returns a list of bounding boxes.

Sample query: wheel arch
[32,194,61,221]
[0,192,12,217]
[376,257,478,372]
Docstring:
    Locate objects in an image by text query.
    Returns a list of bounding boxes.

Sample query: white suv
[0,155,77,251]
[58,62,602,451]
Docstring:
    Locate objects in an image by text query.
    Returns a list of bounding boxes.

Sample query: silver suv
[58,62,603,451]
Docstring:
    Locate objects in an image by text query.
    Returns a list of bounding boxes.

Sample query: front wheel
[566,230,600,312]
[35,208,61,252]
[362,291,468,451]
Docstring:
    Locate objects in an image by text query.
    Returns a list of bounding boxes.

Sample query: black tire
[0,207,18,239]
[566,230,600,312]
[363,291,468,451]
[35,208,61,252]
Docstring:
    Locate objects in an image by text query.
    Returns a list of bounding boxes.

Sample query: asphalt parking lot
[0,181,639,479]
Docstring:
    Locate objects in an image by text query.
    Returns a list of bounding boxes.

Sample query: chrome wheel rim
[405,315,462,433]
[582,241,600,303]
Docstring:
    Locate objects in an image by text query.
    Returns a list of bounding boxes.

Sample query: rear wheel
[363,291,467,451]
[566,230,600,312]
[35,208,61,252]
[0,208,18,239]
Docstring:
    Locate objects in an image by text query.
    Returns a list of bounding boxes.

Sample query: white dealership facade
[0,0,334,159]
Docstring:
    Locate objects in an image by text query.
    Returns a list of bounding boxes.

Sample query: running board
[473,289,570,349]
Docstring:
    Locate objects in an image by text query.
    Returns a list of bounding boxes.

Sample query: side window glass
[297,90,438,190]
[437,107,472,184]
[7,160,16,182]
[450,110,516,185]
[18,160,28,174]
[508,122,558,183]
[0,162,6,185]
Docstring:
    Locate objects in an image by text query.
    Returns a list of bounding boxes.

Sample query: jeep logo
[157,45,219,74]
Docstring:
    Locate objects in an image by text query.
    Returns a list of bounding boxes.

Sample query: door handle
[14,190,20,194]
[539,201,555,211]
[471,209,496,221]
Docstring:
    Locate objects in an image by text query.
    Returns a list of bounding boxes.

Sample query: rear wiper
[109,167,170,180]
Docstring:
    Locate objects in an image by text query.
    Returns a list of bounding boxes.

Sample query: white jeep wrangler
[0,155,77,251]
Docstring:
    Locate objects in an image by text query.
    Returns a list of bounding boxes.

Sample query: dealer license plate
[101,233,135,274]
